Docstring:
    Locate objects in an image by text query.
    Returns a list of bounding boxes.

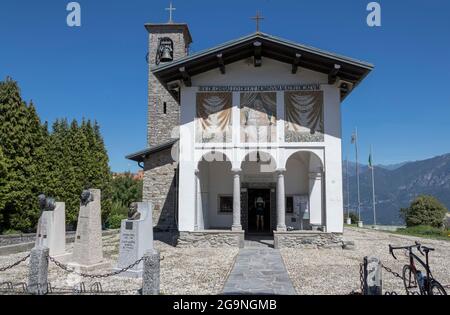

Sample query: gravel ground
[281,227,450,295]
[0,233,238,295]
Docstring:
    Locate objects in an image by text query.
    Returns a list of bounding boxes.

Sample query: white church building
[127,20,373,248]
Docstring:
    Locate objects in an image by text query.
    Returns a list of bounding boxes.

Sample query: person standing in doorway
[255,196,265,232]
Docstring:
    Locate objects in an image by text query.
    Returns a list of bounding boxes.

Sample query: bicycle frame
[390,243,435,294]
[408,251,433,291]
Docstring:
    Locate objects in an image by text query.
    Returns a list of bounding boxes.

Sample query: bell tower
[145,22,192,147]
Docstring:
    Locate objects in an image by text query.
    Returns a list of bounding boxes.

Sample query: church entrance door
[247,189,271,234]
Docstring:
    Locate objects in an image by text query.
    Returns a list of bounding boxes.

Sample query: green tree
[0,147,9,226]
[400,195,448,228]
[106,173,143,229]
[111,173,143,207]
[45,119,112,229]
[0,77,47,232]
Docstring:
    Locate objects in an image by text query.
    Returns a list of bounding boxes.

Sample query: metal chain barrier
[359,263,365,294]
[381,264,404,281]
[0,253,31,272]
[48,255,145,279]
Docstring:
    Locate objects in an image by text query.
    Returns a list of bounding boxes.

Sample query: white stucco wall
[178,57,344,233]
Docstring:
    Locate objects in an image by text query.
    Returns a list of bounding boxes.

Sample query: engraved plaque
[126,222,134,230]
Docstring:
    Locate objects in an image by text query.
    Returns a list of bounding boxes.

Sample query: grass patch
[395,225,450,241]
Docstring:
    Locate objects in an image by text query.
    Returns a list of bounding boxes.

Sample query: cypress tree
[0,78,45,232]
[0,147,8,228]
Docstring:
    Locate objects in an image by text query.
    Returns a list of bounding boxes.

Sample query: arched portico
[196,151,233,230]
[284,150,325,230]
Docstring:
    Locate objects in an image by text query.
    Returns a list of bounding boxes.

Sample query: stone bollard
[363,256,382,295]
[28,246,50,295]
[141,249,160,295]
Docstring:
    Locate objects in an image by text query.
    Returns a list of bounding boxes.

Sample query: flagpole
[346,156,351,224]
[370,146,377,226]
[355,128,361,224]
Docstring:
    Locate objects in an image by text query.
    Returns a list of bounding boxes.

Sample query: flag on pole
[351,133,356,144]
[368,153,373,169]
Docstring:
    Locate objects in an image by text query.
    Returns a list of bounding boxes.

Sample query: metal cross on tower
[166,2,176,24]
[251,11,265,32]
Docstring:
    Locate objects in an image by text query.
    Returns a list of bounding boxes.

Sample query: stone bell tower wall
[146,24,192,147]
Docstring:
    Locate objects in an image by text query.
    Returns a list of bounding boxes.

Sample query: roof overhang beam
[292,53,302,74]
[217,53,226,74]
[253,41,262,67]
[179,67,192,87]
[328,64,341,85]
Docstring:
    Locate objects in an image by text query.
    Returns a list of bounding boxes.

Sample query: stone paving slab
[222,248,297,295]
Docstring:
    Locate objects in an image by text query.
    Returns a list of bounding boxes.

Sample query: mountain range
[343,154,450,225]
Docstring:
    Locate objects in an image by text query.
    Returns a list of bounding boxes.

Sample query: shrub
[400,195,448,228]
[105,201,128,229]
[3,229,21,235]
[344,212,359,224]
[106,214,126,229]
[396,225,449,239]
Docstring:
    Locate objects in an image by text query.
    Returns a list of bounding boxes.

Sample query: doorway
[247,189,271,234]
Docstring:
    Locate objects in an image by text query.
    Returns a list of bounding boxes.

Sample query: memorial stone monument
[114,202,154,278]
[69,189,108,271]
[35,195,70,260]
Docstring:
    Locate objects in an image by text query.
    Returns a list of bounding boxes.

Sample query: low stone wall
[0,229,119,256]
[274,231,343,249]
[0,234,38,247]
[177,230,245,248]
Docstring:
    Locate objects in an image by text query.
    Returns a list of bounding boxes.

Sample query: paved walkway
[222,248,297,295]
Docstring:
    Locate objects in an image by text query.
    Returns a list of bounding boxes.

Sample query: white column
[276,169,287,231]
[232,168,242,231]
[195,169,201,231]
[322,85,344,233]
[309,172,323,227]
[232,92,240,146]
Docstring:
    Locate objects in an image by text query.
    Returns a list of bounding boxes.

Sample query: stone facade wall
[177,231,245,248]
[274,231,343,249]
[143,149,178,232]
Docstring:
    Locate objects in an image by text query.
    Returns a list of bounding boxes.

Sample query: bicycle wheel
[402,265,422,295]
[430,280,447,295]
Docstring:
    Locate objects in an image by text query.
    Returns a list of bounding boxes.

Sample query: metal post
[353,128,362,226]
[346,156,351,224]
[371,146,377,226]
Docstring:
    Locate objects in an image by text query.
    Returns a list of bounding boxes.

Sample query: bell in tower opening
[155,37,174,65]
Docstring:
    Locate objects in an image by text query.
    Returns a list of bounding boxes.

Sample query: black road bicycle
[389,242,447,295]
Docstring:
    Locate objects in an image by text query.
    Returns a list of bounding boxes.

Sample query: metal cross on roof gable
[166,2,176,24]
[251,11,265,32]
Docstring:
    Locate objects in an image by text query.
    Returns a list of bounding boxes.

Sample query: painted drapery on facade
[196,93,232,143]
[285,91,324,142]
[240,92,277,143]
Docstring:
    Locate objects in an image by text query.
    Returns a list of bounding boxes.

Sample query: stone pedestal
[114,202,153,278]
[357,221,364,228]
[142,249,160,295]
[35,203,70,261]
[346,217,352,225]
[69,189,108,271]
[28,246,49,295]
[363,256,382,295]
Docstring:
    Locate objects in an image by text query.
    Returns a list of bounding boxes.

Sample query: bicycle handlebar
[389,242,435,259]
[389,245,397,260]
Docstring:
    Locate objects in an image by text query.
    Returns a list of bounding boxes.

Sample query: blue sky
[1,0,449,172]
